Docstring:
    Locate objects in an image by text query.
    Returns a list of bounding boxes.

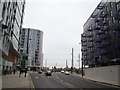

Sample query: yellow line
[28,74,35,90]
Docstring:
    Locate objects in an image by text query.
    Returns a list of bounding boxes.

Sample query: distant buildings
[19,28,43,68]
[0,1,25,74]
[81,1,120,67]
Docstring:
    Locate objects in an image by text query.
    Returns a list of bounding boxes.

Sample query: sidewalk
[1,71,34,89]
[72,72,120,88]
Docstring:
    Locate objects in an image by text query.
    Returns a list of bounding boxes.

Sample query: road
[30,72,119,90]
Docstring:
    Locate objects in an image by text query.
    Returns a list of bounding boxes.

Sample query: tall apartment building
[0,0,25,75]
[19,28,43,68]
[81,1,120,68]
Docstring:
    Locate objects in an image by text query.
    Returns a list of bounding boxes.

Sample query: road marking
[64,82,73,87]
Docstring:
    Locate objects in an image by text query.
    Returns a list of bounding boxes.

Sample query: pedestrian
[24,68,27,77]
[19,68,22,77]
[13,69,16,74]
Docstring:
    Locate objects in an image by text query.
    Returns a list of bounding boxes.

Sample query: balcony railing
[96,31,104,35]
[100,26,108,31]
[81,39,87,42]
[101,56,109,62]
[97,20,106,26]
[94,25,101,30]
[100,49,108,54]
[88,28,93,31]
[87,34,92,37]
[99,34,107,39]
[112,24,120,31]
[95,38,102,43]
[99,11,107,18]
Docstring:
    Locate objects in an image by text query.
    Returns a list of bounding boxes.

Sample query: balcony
[87,55,93,59]
[88,39,93,42]
[102,41,110,46]
[87,44,93,48]
[97,3,104,9]
[87,34,92,37]
[81,39,87,42]
[114,43,120,48]
[95,38,102,43]
[97,20,106,26]
[99,34,107,39]
[81,34,86,37]
[95,51,101,56]
[114,12,120,20]
[101,56,109,62]
[100,26,108,31]
[88,28,93,31]
[94,17,102,22]
[96,31,104,35]
[100,49,108,54]
[99,11,107,18]
[94,25,101,30]
[96,44,103,48]
[112,24,120,31]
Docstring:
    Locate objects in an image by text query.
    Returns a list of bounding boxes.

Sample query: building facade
[19,28,43,68]
[81,1,120,67]
[0,0,25,75]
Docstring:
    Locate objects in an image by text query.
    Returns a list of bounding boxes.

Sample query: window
[110,10,113,16]
[112,17,115,24]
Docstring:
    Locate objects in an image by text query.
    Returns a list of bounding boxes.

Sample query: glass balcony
[102,41,110,46]
[100,49,108,54]
[115,43,120,48]
[114,12,120,20]
[95,38,102,43]
[81,39,87,42]
[94,26,101,30]
[99,12,107,18]
[97,3,104,9]
[101,56,109,62]
[88,39,93,42]
[112,24,120,31]
[100,26,108,31]
[99,34,107,39]
[81,34,86,37]
[95,51,101,55]
[97,20,106,26]
[94,17,102,22]
[87,34,92,37]
[88,28,93,31]
[96,31,104,35]
[96,44,103,48]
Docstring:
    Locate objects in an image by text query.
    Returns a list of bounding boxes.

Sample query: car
[61,70,64,73]
[65,71,69,75]
[38,70,42,74]
[45,70,52,76]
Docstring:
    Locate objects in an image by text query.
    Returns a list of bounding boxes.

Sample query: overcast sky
[23,0,101,68]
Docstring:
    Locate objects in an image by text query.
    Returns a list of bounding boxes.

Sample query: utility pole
[66,59,68,68]
[78,54,80,69]
[45,59,47,67]
[71,48,74,73]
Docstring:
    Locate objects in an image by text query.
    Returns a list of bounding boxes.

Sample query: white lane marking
[64,82,73,87]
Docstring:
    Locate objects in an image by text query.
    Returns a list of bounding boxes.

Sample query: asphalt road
[30,72,119,90]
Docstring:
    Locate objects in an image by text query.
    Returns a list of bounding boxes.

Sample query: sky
[23,0,101,68]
